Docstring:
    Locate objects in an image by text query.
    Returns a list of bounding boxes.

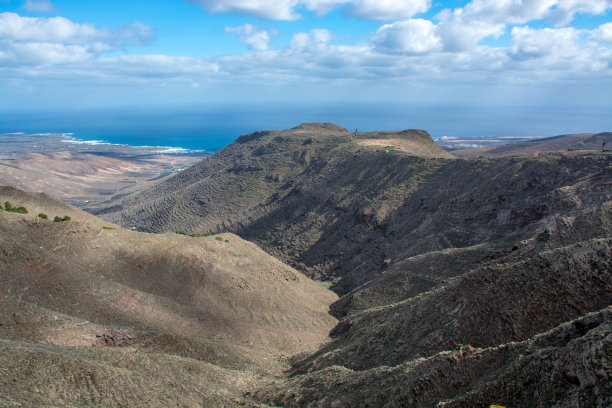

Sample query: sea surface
[2,105,609,152]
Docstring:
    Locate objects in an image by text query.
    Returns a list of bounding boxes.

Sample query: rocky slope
[100,124,611,295]
[91,123,612,407]
[0,186,337,406]
[452,131,612,157]
[257,307,611,407]
[4,122,611,407]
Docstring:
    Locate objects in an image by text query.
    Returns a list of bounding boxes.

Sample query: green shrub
[375,220,387,229]
[224,239,230,242]
[3,201,28,214]
[215,236,223,241]
[54,215,71,222]
[102,226,115,230]
[38,213,48,219]
[63,215,71,221]
[175,231,187,235]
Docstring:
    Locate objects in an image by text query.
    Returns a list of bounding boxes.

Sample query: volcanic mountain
[4,122,611,407]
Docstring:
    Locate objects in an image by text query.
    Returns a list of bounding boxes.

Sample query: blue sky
[1,0,611,135]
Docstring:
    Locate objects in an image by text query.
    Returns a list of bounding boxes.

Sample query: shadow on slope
[0,185,337,406]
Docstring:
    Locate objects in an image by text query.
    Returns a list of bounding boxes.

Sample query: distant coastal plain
[0,133,208,208]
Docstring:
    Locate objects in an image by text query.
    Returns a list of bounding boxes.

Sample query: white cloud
[189,0,609,23]
[112,22,156,47]
[340,0,431,20]
[226,24,273,51]
[372,19,441,54]
[100,54,220,77]
[287,29,332,53]
[0,12,102,43]
[591,22,612,45]
[436,19,504,51]
[550,0,612,26]
[509,26,581,60]
[189,0,300,20]
[22,0,55,13]
[0,12,154,46]
[436,0,612,28]
[0,12,155,65]
[431,0,552,51]
[2,5,611,110]
[506,25,609,74]
[371,17,503,54]
[190,0,431,20]
[438,0,557,25]
[0,39,91,65]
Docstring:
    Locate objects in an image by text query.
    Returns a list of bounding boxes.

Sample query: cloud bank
[1,0,611,110]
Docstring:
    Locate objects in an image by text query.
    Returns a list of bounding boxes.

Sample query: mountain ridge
[3,122,611,407]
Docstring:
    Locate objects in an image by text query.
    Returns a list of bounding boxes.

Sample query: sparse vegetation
[38,213,48,219]
[375,220,386,229]
[54,215,71,222]
[175,231,187,235]
[102,226,115,230]
[215,236,223,241]
[3,201,28,214]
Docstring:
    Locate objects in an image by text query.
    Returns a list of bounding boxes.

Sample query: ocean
[2,104,609,152]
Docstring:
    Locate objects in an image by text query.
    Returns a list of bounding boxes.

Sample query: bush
[54,215,71,222]
[175,231,187,235]
[215,236,223,241]
[102,226,114,230]
[3,201,28,214]
[38,213,48,219]
[189,232,212,238]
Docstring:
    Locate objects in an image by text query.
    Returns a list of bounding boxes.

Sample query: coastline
[0,132,209,208]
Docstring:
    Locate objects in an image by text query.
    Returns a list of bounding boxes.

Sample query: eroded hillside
[94,123,611,407]
[0,186,337,406]
[4,123,611,407]
[100,124,611,294]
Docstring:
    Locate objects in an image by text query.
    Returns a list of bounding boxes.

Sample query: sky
[1,0,611,136]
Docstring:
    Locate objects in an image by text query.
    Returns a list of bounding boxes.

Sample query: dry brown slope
[355,129,455,158]
[452,132,611,157]
[0,150,204,207]
[0,185,337,406]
